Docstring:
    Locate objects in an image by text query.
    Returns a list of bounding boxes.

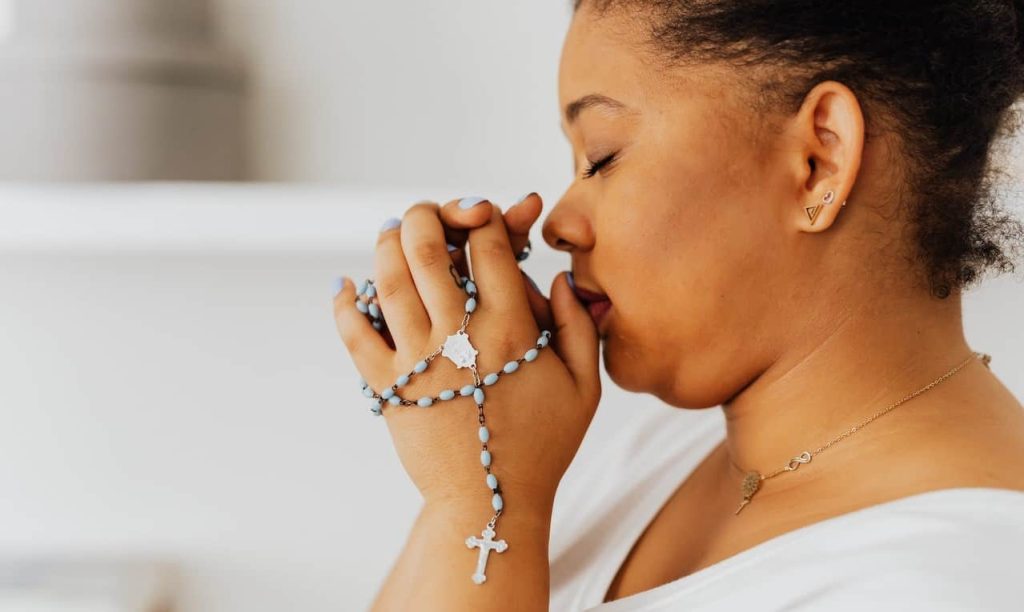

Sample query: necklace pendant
[735,471,762,515]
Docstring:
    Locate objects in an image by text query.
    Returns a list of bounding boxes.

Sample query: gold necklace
[730,350,992,515]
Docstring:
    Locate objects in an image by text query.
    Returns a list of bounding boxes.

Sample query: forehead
[558,9,655,121]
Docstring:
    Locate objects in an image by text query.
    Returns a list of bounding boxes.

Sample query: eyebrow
[563,93,632,125]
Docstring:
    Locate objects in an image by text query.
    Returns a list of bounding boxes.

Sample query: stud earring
[805,190,839,225]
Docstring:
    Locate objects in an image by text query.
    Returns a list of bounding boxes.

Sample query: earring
[805,190,837,225]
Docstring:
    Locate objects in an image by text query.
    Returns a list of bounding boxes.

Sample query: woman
[334,1,1024,609]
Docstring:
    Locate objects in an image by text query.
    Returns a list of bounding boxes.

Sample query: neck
[719,289,973,489]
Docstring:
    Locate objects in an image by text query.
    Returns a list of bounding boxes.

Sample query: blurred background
[0,1,1021,610]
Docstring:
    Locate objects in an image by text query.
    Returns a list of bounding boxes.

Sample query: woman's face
[544,8,813,407]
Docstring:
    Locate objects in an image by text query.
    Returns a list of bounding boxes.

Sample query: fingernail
[522,271,542,295]
[332,276,345,296]
[446,243,459,253]
[566,271,576,290]
[459,196,488,210]
[515,192,536,205]
[379,217,401,232]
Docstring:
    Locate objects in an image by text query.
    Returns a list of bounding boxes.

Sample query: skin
[334,3,1024,610]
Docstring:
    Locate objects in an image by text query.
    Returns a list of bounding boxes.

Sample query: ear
[787,80,865,234]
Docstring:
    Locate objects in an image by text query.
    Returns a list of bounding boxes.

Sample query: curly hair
[574,0,1024,298]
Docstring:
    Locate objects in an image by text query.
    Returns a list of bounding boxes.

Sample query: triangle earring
[805,205,823,225]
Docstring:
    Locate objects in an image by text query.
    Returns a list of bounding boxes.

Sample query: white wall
[211,0,575,192]
[0,185,1022,611]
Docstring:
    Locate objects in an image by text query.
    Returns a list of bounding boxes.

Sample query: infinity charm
[786,451,812,471]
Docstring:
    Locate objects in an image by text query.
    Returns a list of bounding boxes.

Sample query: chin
[600,335,653,394]
[602,337,730,409]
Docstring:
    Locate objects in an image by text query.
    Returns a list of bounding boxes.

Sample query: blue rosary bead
[381,388,395,400]
[372,320,383,330]
[365,284,376,298]
[483,372,499,386]
[465,297,477,313]
[413,360,428,373]
[417,396,434,408]
[478,426,490,443]
[502,360,519,374]
[460,384,476,397]
[439,389,456,401]
[524,348,539,362]
[355,300,369,314]
[480,450,492,467]
[370,402,382,416]
[473,387,485,404]
[388,395,402,406]
[491,493,503,511]
[465,280,477,295]
[362,386,374,398]
[396,374,410,388]
[357,279,368,295]
[537,334,549,347]
[368,303,381,319]
[486,473,498,490]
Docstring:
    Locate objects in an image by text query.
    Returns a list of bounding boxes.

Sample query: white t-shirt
[549,405,1024,611]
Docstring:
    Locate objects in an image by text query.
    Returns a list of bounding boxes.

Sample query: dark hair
[574,0,1024,298]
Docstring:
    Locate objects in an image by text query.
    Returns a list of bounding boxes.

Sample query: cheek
[594,158,780,401]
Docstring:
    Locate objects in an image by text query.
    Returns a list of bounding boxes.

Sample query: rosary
[352,262,550,585]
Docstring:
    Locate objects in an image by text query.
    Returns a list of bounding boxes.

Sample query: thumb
[549,271,601,402]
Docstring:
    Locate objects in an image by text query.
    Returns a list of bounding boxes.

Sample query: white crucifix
[465,524,507,584]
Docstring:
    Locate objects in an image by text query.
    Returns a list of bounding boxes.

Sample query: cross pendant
[465,525,508,584]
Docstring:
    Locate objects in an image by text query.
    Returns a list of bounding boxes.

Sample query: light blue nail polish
[379,217,401,232]
[459,196,488,210]
[331,277,345,295]
[446,243,458,253]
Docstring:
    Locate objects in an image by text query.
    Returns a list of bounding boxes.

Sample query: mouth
[571,280,613,333]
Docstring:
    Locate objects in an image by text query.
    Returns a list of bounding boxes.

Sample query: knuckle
[472,237,510,259]
[409,240,446,270]
[406,201,439,216]
[375,274,403,303]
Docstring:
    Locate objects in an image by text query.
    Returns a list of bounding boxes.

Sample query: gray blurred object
[0,0,243,180]
[0,558,176,611]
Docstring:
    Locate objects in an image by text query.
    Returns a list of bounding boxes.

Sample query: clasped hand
[332,195,602,513]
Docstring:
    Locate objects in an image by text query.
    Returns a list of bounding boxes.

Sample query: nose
[541,192,594,253]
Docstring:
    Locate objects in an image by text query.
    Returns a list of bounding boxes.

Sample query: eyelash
[582,152,617,179]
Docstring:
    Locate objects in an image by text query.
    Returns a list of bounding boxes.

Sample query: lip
[571,281,613,333]
[587,300,613,333]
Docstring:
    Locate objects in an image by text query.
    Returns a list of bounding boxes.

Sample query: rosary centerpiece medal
[442,330,478,369]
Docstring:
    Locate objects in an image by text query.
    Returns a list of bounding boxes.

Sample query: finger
[438,197,494,278]
[400,203,468,329]
[332,276,393,380]
[446,241,470,281]
[465,206,532,323]
[375,218,431,353]
[548,272,601,405]
[437,196,495,250]
[503,192,542,257]
[521,270,554,331]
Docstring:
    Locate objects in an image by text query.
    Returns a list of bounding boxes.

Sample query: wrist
[423,490,554,533]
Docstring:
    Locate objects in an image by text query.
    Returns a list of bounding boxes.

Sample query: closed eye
[582,152,617,179]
